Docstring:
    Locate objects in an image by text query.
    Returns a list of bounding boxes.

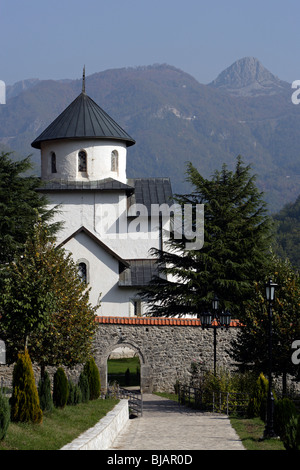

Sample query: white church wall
[63,230,142,316]
[41,139,127,183]
[44,191,164,260]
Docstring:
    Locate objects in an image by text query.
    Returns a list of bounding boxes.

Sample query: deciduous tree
[0,220,97,374]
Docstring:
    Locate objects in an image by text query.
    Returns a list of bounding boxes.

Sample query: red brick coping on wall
[95,316,241,327]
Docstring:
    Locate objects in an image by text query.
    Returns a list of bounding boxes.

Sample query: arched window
[78,262,87,283]
[111,150,118,173]
[51,152,57,173]
[78,150,87,172]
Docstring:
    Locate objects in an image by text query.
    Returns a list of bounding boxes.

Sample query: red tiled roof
[95,316,241,327]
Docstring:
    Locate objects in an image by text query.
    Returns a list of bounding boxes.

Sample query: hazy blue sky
[1,0,300,86]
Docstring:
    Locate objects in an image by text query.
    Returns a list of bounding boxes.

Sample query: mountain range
[0,57,299,212]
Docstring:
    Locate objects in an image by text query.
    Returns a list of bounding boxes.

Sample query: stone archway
[97,341,153,394]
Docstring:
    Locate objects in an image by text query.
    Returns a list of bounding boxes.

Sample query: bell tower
[31,69,135,183]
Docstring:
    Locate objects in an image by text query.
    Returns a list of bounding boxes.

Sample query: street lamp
[200,295,231,375]
[263,277,278,439]
[212,294,219,312]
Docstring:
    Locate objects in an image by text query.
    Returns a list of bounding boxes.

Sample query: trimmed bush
[53,367,69,408]
[282,414,300,450]
[67,380,82,406]
[78,372,90,403]
[10,349,42,423]
[83,358,101,400]
[38,371,53,412]
[247,372,269,420]
[274,398,298,438]
[0,391,10,440]
[73,384,82,405]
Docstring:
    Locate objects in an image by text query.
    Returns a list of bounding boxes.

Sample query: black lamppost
[200,295,231,375]
[263,277,278,439]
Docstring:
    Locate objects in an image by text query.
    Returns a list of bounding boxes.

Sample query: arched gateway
[93,316,240,394]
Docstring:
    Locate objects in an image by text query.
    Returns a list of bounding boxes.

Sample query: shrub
[53,368,69,408]
[10,349,42,423]
[67,380,82,405]
[73,384,82,405]
[282,414,300,450]
[78,372,90,403]
[0,391,10,440]
[38,371,53,412]
[83,358,100,400]
[247,372,269,420]
[274,398,298,438]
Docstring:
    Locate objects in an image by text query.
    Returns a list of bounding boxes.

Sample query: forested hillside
[0,59,299,212]
[273,195,300,269]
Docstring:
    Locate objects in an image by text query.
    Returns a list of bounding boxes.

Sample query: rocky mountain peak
[209,57,289,97]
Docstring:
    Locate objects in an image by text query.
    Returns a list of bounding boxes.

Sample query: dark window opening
[133,299,142,317]
[78,150,87,172]
[78,262,87,283]
[51,152,57,173]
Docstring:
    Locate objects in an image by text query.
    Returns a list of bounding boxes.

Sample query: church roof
[58,226,130,268]
[37,177,134,193]
[127,178,173,212]
[119,259,159,287]
[31,91,135,149]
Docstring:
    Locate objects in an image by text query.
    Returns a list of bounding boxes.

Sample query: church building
[31,73,173,317]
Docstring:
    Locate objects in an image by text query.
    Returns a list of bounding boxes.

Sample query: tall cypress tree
[0,152,60,266]
[140,156,273,319]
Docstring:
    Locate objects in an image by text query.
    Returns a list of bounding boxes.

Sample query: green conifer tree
[83,358,101,400]
[10,349,42,423]
[53,367,69,408]
[140,157,273,319]
[38,370,53,412]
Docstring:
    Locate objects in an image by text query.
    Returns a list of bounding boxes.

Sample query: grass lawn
[230,416,285,451]
[0,398,119,451]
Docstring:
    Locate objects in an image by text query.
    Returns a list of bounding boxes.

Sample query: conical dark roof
[31,92,135,149]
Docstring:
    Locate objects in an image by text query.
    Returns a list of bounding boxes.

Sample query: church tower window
[51,152,57,173]
[78,150,87,172]
[111,150,119,173]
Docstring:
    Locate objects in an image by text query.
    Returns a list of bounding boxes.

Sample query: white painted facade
[44,187,162,260]
[41,139,127,183]
[33,90,172,317]
[61,228,140,316]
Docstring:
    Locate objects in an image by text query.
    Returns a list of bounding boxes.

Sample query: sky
[0,0,300,86]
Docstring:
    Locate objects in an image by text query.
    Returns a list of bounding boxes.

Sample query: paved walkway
[109,393,245,451]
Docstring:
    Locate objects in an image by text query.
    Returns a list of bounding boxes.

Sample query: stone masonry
[94,317,240,393]
[0,317,240,393]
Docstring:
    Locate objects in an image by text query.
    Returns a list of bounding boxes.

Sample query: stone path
[109,393,245,450]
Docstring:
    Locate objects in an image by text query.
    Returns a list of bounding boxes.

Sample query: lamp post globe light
[263,278,278,439]
[200,294,231,375]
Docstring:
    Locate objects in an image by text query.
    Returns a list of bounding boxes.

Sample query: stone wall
[94,317,240,393]
[0,317,240,394]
